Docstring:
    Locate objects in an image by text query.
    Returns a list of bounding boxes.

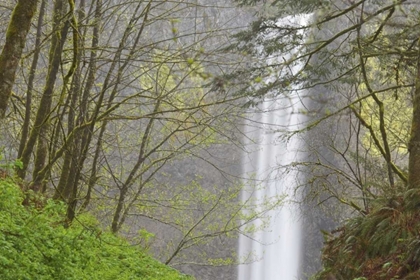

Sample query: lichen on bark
[0,0,39,118]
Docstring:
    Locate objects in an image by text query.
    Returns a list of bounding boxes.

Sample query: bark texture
[408,39,420,188]
[18,0,68,180]
[0,0,39,117]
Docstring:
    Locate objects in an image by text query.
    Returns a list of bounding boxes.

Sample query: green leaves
[0,179,193,280]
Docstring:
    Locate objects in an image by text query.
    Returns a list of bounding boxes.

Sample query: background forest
[0,1,257,279]
[2,0,420,279]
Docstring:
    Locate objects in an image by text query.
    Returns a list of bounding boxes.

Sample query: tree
[230,0,418,212]
[0,0,39,117]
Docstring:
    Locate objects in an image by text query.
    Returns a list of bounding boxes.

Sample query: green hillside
[0,177,193,280]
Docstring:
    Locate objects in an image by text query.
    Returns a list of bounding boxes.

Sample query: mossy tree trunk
[17,0,46,159]
[0,0,39,118]
[18,0,69,181]
[408,40,420,189]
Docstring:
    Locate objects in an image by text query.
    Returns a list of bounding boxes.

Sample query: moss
[0,0,39,117]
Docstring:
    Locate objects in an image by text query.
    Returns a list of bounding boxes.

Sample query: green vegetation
[314,189,420,279]
[0,177,192,280]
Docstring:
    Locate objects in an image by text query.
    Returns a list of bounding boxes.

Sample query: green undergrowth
[0,178,193,280]
[315,189,420,280]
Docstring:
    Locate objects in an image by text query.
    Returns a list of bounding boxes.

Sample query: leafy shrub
[0,178,192,280]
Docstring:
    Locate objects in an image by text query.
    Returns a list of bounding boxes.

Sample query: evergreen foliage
[0,178,192,280]
[314,190,420,279]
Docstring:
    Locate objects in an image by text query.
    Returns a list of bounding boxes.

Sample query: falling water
[237,14,310,280]
[238,98,303,280]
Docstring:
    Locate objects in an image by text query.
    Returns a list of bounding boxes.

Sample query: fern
[314,190,420,279]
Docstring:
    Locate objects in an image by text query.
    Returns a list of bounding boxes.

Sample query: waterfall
[237,14,310,280]
[238,98,303,280]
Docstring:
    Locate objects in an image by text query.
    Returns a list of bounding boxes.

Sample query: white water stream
[237,14,310,280]
[238,98,303,280]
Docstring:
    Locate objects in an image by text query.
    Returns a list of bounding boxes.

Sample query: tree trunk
[408,39,420,188]
[111,188,128,233]
[18,0,46,159]
[0,0,39,118]
[18,0,69,180]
